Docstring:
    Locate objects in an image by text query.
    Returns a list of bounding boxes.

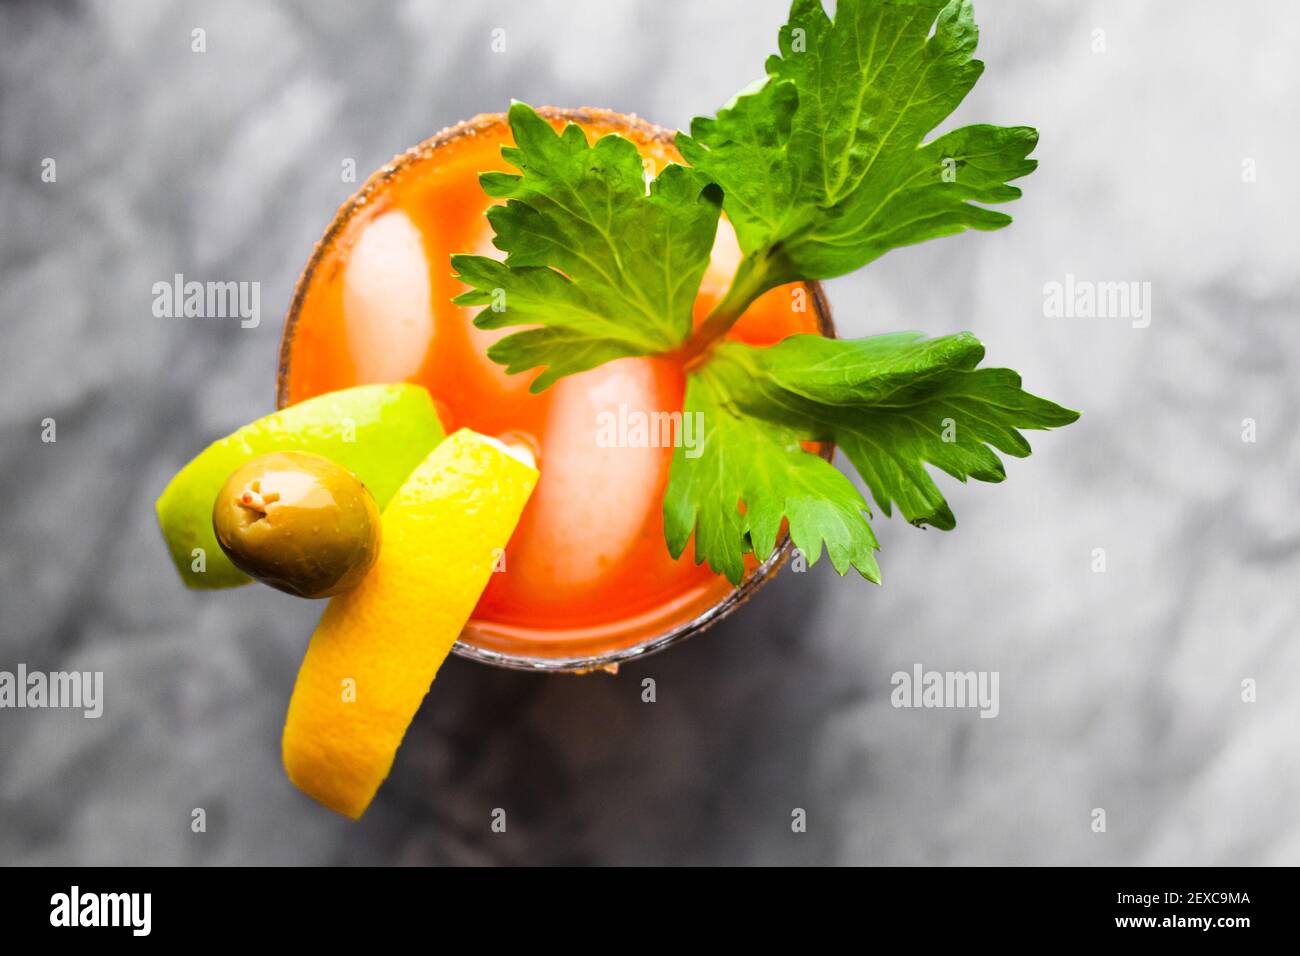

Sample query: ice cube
[699,215,742,300]
[511,357,674,591]
[461,217,534,392]
[342,210,433,384]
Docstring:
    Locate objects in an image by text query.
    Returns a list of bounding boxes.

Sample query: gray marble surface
[1,0,1297,865]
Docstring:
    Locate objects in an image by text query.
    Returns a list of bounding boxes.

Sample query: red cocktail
[278,108,830,670]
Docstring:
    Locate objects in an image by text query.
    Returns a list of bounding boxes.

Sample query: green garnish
[678,0,1039,305]
[452,103,721,392]
[454,0,1079,585]
[665,333,1078,582]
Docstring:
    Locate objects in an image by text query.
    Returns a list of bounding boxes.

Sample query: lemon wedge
[282,429,539,818]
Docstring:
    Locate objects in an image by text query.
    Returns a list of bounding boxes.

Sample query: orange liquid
[281,114,820,660]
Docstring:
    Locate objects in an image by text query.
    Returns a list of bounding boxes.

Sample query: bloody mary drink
[278,108,829,669]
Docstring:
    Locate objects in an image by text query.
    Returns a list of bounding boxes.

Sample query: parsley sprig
[665,332,1078,581]
[453,0,1079,584]
[452,104,722,391]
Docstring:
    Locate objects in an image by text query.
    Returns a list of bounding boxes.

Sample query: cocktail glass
[277,108,834,673]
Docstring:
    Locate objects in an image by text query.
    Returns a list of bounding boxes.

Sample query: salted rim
[275,106,835,674]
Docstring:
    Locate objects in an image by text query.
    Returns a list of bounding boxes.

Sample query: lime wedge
[156,384,445,588]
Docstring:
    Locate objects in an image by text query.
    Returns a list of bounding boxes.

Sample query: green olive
[212,451,381,598]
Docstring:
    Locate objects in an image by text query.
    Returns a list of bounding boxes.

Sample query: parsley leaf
[664,363,882,586]
[664,332,1079,582]
[452,102,722,391]
[678,0,1038,291]
[447,5,1078,589]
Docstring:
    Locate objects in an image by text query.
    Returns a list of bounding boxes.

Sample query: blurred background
[1,0,1297,865]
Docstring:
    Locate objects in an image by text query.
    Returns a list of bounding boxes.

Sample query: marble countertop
[1,0,1296,865]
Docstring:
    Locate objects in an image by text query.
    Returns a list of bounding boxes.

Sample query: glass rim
[276,105,835,674]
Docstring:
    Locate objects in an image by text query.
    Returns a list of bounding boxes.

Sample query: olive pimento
[212,451,381,598]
